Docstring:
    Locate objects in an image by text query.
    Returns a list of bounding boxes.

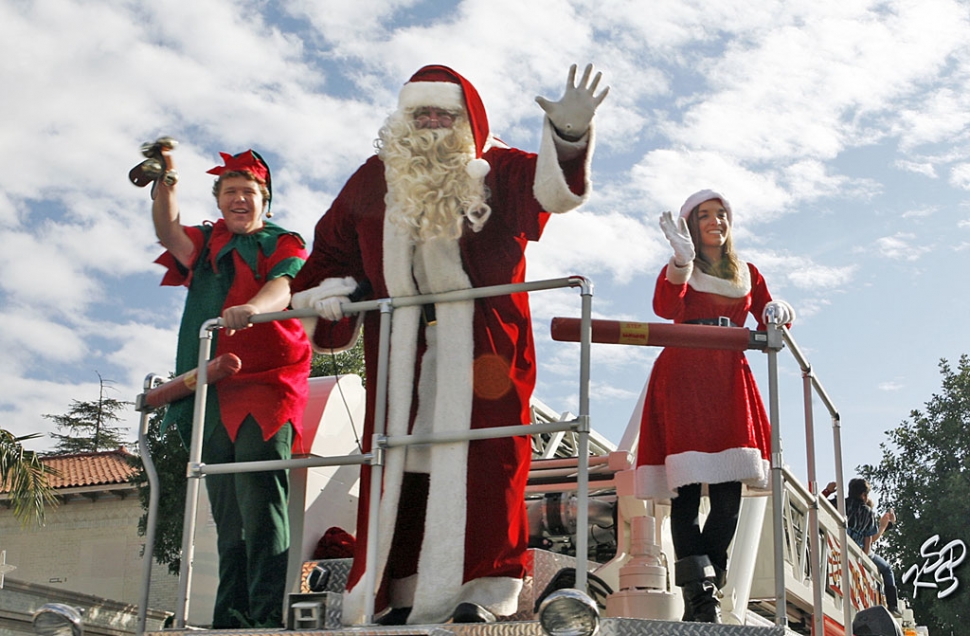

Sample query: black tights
[670,481,742,573]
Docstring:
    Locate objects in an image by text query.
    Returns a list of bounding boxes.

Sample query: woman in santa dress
[634,189,794,623]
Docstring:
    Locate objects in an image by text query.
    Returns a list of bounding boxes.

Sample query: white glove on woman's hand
[314,296,349,322]
[659,211,695,266]
[535,63,609,141]
[762,300,796,326]
[291,276,358,311]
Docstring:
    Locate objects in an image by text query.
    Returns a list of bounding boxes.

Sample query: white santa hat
[680,189,733,224]
[397,64,491,179]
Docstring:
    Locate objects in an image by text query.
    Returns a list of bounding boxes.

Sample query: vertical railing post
[766,322,788,628]
[174,318,220,627]
[573,277,593,592]
[136,374,162,636]
[831,413,852,630]
[361,300,394,623]
[803,367,825,636]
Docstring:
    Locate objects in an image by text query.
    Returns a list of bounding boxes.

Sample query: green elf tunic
[156,219,311,450]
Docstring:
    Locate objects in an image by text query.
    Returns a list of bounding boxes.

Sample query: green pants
[203,417,291,628]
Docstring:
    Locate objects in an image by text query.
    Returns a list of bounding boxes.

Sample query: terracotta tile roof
[39,447,139,489]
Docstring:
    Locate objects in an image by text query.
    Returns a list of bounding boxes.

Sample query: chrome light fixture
[32,603,83,636]
[537,588,600,636]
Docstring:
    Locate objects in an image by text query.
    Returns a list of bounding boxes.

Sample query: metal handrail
[773,325,850,633]
[139,276,593,630]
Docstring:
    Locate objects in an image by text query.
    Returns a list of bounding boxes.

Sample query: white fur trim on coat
[532,117,593,213]
[665,258,693,285]
[345,198,479,625]
[291,276,363,354]
[398,82,464,112]
[408,237,475,624]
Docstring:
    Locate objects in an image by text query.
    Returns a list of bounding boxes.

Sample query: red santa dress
[634,259,773,501]
[291,118,592,624]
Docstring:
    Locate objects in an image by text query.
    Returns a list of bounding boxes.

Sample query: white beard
[378,113,490,241]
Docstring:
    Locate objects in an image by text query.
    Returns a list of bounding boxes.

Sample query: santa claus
[291,63,608,625]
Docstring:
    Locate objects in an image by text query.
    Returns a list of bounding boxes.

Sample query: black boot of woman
[674,555,721,623]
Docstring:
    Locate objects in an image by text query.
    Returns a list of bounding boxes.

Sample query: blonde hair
[686,203,743,283]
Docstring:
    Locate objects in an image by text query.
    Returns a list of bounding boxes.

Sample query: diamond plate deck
[147,616,789,636]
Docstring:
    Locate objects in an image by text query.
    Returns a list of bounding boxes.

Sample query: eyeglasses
[413,107,459,129]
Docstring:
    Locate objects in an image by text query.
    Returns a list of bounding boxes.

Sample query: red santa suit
[634,259,774,501]
[291,65,594,625]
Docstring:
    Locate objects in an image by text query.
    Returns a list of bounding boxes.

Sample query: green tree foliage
[862,355,970,634]
[310,335,366,381]
[0,430,58,527]
[46,373,131,453]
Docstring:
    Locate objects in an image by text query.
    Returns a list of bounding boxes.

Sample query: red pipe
[550,318,755,351]
[144,353,242,409]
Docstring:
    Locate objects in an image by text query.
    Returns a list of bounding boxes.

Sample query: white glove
[291,276,358,310]
[762,300,795,326]
[535,63,609,141]
[659,211,695,266]
[315,296,349,322]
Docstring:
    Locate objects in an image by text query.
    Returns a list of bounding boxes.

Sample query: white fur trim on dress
[635,447,770,501]
[533,117,593,213]
[687,262,751,298]
[398,82,464,112]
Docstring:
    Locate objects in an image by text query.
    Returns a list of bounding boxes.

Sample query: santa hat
[207,149,273,209]
[397,65,491,179]
[679,188,732,224]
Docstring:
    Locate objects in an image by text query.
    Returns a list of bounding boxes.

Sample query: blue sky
[4,0,970,492]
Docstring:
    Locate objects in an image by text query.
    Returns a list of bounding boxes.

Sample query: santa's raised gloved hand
[291,276,358,324]
[762,300,796,326]
[535,63,609,142]
[660,211,695,267]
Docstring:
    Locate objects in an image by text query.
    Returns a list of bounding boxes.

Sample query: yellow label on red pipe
[183,369,198,391]
[617,322,650,345]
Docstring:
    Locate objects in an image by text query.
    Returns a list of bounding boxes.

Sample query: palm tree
[0,430,58,527]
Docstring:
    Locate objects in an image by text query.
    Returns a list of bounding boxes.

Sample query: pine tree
[46,372,131,453]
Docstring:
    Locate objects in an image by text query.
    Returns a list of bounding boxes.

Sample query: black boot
[674,556,721,624]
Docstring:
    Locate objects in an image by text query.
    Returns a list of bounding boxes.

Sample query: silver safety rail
[134,276,594,633]
[768,324,856,635]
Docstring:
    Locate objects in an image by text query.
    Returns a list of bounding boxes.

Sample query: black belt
[422,304,437,326]
[685,317,737,327]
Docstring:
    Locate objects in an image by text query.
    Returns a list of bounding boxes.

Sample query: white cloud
[874,233,932,260]
[878,381,904,391]
[894,160,938,178]
[948,163,970,190]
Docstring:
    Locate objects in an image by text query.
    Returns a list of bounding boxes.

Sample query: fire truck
[33,277,922,636]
